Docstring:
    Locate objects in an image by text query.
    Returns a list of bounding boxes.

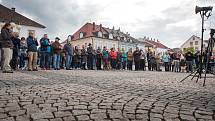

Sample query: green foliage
[184,47,195,54]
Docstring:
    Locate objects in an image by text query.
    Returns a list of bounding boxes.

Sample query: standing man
[63,39,73,70]
[185,51,193,72]
[27,32,38,71]
[87,43,94,70]
[40,34,51,70]
[127,48,133,70]
[0,23,13,73]
[96,47,102,70]
[133,47,141,71]
[81,45,87,70]
[52,37,62,70]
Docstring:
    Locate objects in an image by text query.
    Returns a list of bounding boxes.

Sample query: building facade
[139,38,169,55]
[0,4,46,38]
[180,35,208,52]
[70,22,143,52]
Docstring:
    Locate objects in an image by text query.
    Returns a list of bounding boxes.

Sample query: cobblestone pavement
[0,70,215,121]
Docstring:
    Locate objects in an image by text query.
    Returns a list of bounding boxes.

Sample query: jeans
[66,55,72,69]
[186,61,193,72]
[110,59,116,69]
[53,54,61,69]
[40,52,50,69]
[2,48,13,71]
[134,61,140,71]
[164,62,169,71]
[127,60,133,70]
[19,53,26,68]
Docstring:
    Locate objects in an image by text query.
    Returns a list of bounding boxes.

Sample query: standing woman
[102,46,109,70]
[127,48,133,70]
[11,32,20,70]
[0,23,14,73]
[121,48,127,70]
[73,46,81,69]
[109,48,117,69]
[139,49,146,71]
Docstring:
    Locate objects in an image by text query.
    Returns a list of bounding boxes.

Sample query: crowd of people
[0,23,206,73]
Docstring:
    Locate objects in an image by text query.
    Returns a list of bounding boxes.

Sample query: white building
[180,35,208,52]
[0,4,46,39]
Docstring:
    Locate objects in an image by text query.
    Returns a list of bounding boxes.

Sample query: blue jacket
[27,36,38,52]
[162,54,170,63]
[40,37,51,52]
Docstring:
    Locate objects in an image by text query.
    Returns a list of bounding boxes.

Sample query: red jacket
[109,51,117,59]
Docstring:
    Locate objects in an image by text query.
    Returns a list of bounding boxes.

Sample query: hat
[55,37,60,40]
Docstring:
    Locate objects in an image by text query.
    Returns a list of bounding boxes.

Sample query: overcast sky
[0,0,215,48]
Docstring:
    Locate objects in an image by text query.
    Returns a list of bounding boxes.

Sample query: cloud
[1,0,214,48]
[1,0,103,40]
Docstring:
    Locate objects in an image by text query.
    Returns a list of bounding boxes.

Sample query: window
[190,42,193,46]
[109,34,113,39]
[28,30,35,36]
[79,32,84,38]
[193,37,195,40]
[98,31,102,38]
[195,41,198,45]
[112,43,116,49]
[195,47,199,50]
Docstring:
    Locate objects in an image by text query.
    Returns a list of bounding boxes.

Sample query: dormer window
[109,34,113,39]
[98,31,102,38]
[79,32,84,39]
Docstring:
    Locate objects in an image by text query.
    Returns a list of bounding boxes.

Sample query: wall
[71,37,93,48]
[119,42,137,52]
[0,23,45,40]
[19,25,45,39]
[156,48,168,55]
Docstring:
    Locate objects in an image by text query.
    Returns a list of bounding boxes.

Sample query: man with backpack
[40,34,51,70]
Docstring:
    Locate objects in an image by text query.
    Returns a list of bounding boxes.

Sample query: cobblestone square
[0,70,215,121]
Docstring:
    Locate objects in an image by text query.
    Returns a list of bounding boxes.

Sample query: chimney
[112,26,115,30]
[100,24,102,30]
[11,8,15,12]
[92,22,95,30]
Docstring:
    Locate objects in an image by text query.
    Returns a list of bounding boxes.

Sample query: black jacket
[133,50,141,62]
[0,28,13,48]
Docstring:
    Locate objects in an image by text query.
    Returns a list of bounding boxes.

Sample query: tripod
[180,30,215,86]
[180,6,214,86]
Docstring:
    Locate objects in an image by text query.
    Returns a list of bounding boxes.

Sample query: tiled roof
[71,22,137,43]
[145,40,169,49]
[0,4,45,28]
[72,22,108,41]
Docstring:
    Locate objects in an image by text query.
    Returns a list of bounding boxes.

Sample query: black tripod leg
[196,74,200,83]
[180,71,196,82]
[191,71,199,80]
